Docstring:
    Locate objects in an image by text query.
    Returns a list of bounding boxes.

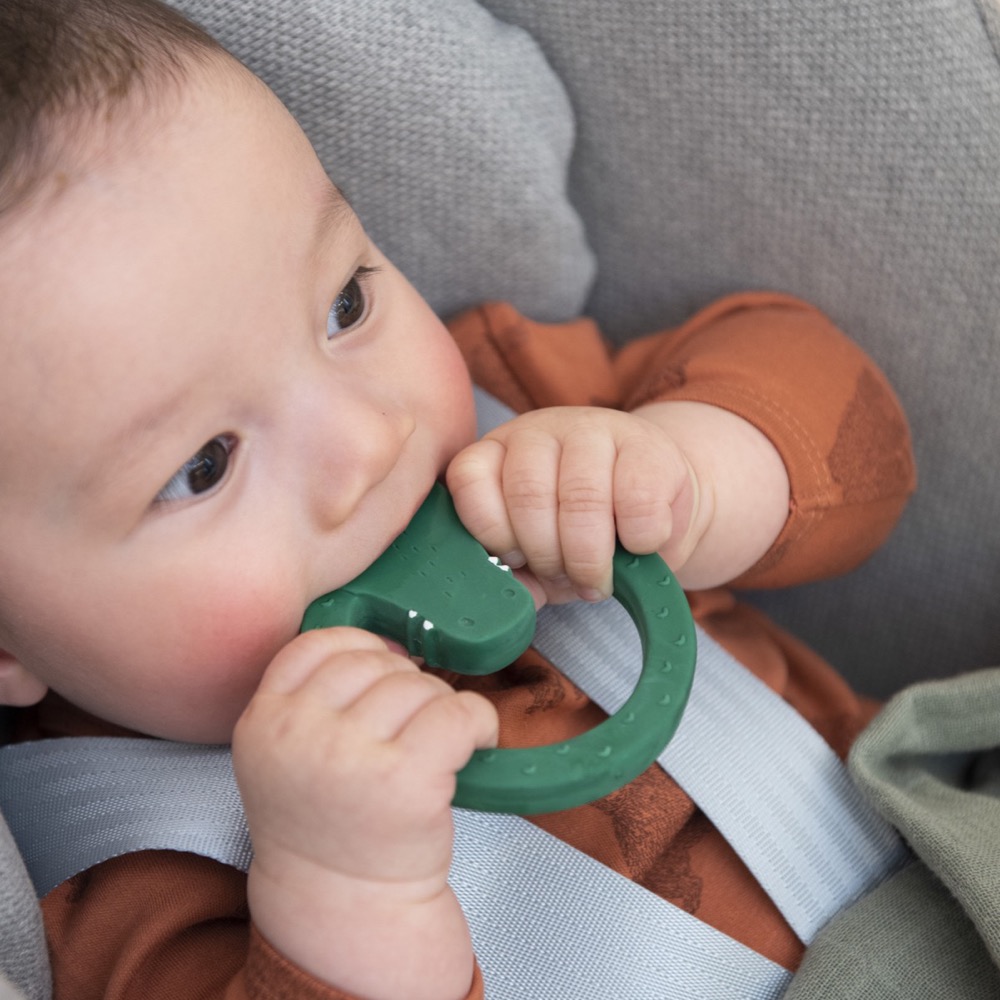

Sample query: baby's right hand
[232,627,497,997]
[234,625,497,884]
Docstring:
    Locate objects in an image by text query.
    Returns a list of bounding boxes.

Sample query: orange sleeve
[447,300,619,411]
[41,851,483,1000]
[448,293,917,589]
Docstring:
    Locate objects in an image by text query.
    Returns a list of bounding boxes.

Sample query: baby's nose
[305,392,415,531]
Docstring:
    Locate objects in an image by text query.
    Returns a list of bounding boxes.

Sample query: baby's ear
[0,652,47,706]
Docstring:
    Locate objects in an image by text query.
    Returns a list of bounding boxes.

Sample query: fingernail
[501,549,526,569]
[579,587,609,603]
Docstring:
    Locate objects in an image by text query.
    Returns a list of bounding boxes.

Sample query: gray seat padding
[477,0,1000,696]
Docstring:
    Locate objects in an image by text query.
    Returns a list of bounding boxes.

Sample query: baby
[0,2,916,999]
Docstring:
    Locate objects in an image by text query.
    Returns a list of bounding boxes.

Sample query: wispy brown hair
[0,0,223,216]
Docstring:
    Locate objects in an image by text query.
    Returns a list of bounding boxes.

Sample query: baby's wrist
[247,855,475,1000]
[248,845,451,912]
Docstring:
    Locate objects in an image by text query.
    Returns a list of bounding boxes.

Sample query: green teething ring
[454,545,696,814]
[301,483,696,815]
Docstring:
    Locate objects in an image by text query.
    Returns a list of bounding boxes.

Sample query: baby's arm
[446,401,786,603]
[232,627,497,1000]
[446,292,915,603]
[628,399,790,589]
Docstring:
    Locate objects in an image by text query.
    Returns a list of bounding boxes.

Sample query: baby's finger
[341,668,457,742]
[257,627,397,696]
[495,425,564,579]
[397,689,499,775]
[446,439,521,563]
[290,646,424,717]
[556,425,616,600]
[612,432,685,555]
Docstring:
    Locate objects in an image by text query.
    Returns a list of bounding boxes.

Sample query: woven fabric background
[178,0,595,323]
[460,0,1000,694]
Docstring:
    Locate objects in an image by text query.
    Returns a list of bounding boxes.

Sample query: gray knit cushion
[175,0,594,323]
[480,0,1000,695]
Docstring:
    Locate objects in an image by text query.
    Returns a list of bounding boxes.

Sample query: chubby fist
[233,626,498,886]
[234,626,496,999]
[446,406,699,604]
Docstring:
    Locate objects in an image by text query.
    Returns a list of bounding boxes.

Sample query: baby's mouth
[380,637,409,657]
[376,635,424,665]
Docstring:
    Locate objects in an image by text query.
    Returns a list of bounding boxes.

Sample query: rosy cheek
[435,341,477,442]
[178,586,303,701]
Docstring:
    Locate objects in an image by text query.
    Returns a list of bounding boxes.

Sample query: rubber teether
[301,483,696,815]
[301,484,537,674]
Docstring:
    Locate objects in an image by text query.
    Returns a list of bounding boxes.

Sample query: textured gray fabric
[785,862,1000,999]
[850,667,1000,967]
[0,813,49,1000]
[786,667,1000,997]
[174,0,595,323]
[476,0,1000,696]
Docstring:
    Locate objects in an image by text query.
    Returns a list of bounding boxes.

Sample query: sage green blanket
[786,667,1000,998]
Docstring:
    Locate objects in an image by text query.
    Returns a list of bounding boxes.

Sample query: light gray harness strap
[661,637,908,941]
[0,737,792,1000]
[452,811,792,999]
[533,604,908,943]
[0,740,252,895]
[478,386,908,942]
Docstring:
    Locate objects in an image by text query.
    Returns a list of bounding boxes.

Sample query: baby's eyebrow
[88,382,192,492]
[311,183,355,261]
[62,380,192,512]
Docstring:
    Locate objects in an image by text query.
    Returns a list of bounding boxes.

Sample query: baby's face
[0,58,476,741]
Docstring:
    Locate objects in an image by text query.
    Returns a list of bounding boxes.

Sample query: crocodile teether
[301,483,696,815]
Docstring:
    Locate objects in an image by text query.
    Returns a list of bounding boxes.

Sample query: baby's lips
[379,635,424,665]
[380,636,409,657]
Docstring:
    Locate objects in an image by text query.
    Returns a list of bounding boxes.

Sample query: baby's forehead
[0,54,351,352]
[3,56,308,245]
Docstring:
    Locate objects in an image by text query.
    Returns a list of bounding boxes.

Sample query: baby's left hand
[446,406,699,605]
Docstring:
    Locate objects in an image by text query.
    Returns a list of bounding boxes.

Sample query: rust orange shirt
[29,293,915,1000]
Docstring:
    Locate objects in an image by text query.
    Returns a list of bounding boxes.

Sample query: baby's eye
[326,266,379,338]
[155,435,235,505]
